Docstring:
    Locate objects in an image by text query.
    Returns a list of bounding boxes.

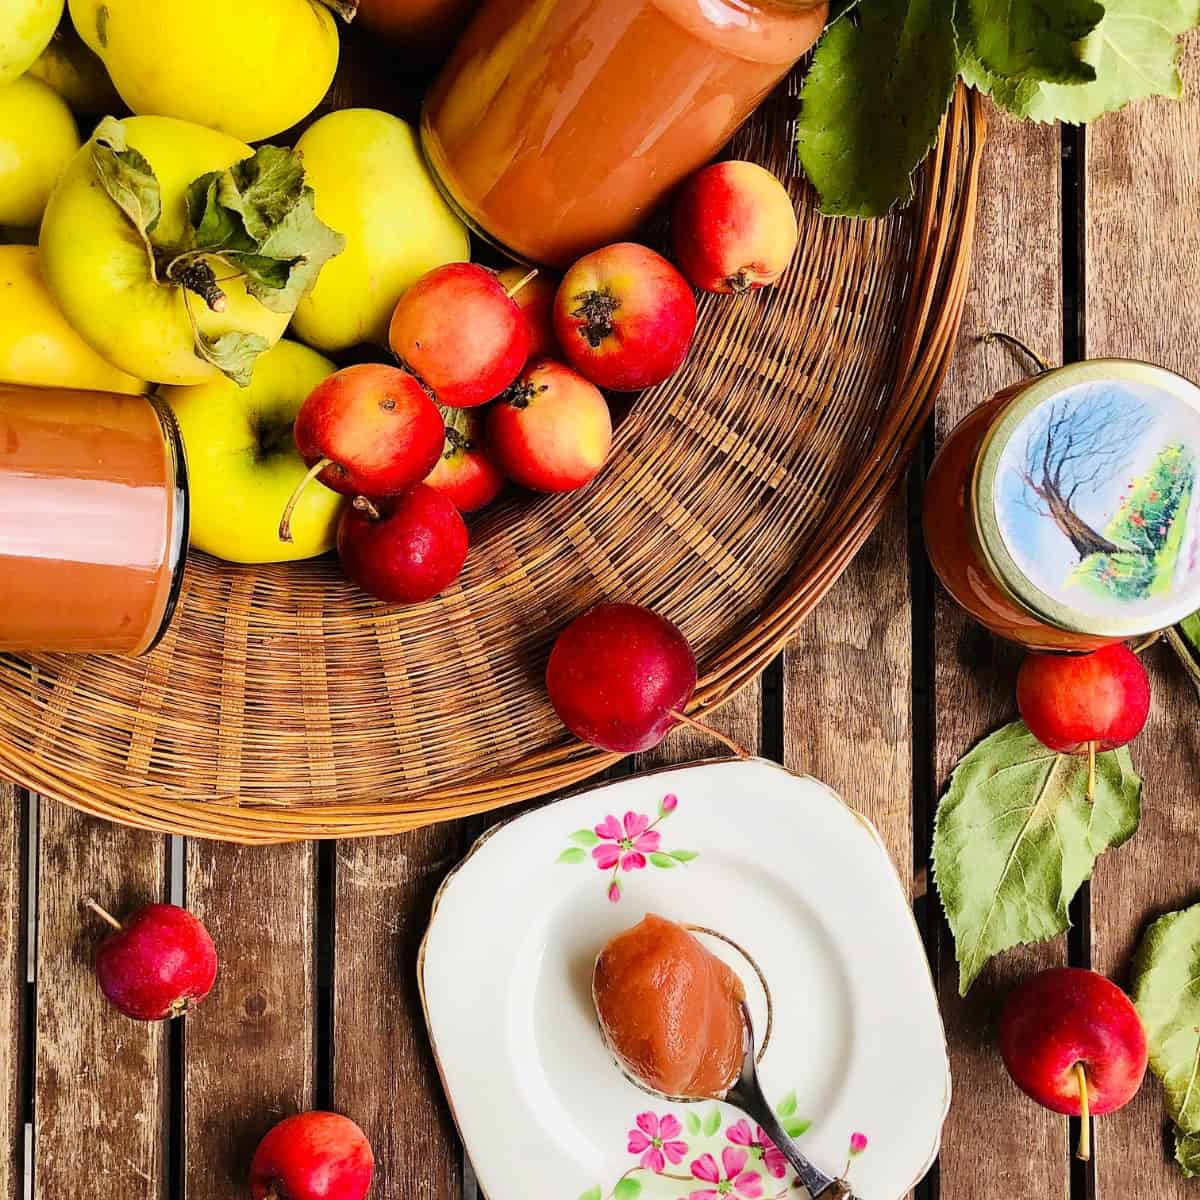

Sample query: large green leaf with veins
[956,0,1103,84]
[934,721,1141,995]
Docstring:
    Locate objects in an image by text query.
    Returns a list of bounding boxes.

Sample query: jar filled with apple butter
[924,359,1200,652]
[421,0,829,267]
[0,384,189,656]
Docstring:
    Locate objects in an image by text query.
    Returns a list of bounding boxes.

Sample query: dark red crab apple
[280,363,445,542]
[999,967,1148,1161]
[388,262,531,408]
[554,242,697,391]
[250,1111,374,1200]
[338,484,469,605]
[87,900,217,1021]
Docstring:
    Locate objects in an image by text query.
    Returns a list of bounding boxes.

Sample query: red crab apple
[999,967,1148,1161]
[554,242,697,391]
[338,484,468,604]
[672,160,799,293]
[280,363,444,542]
[249,1111,374,1200]
[487,359,612,492]
[498,266,561,360]
[388,262,530,408]
[1017,642,1151,795]
[86,900,217,1021]
[424,405,505,512]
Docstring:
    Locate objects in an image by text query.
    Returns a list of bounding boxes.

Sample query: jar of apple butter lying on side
[924,358,1200,652]
[0,384,189,656]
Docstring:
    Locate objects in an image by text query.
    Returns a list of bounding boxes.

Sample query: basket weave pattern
[0,80,985,843]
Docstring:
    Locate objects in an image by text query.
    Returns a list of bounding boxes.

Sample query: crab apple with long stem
[279,363,444,543]
[546,602,748,756]
[249,1111,374,1200]
[498,265,561,360]
[85,899,217,1021]
[1016,642,1150,799]
[388,262,530,408]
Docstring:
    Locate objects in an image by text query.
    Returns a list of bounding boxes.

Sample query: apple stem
[82,898,122,931]
[504,267,538,299]
[667,709,751,760]
[1087,741,1096,803]
[1074,1061,1091,1162]
[278,457,334,544]
[352,495,382,521]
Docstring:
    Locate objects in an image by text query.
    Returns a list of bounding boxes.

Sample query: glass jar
[0,384,189,655]
[421,0,828,267]
[925,360,1200,651]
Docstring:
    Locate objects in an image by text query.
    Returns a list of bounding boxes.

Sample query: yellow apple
[0,75,79,229]
[161,339,343,563]
[0,0,62,83]
[0,243,144,392]
[290,108,469,353]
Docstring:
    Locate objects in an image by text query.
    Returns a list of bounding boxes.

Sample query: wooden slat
[0,782,24,1198]
[35,803,167,1197]
[1085,37,1200,1197]
[931,104,1069,1199]
[334,827,463,1200]
[184,842,316,1199]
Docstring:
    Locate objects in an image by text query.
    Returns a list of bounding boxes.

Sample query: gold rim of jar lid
[973,358,1200,639]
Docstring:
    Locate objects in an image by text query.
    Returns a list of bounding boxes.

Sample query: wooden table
[4,44,1200,1200]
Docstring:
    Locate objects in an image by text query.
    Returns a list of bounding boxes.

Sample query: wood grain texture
[184,842,315,1199]
[334,827,463,1200]
[1085,36,1200,1196]
[34,802,166,1198]
[0,782,23,1199]
[638,678,763,767]
[931,103,1070,1199]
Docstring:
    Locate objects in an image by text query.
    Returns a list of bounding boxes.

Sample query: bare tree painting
[1018,387,1154,560]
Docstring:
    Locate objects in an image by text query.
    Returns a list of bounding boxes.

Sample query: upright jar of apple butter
[0,384,189,656]
[924,360,1200,652]
[421,0,828,267]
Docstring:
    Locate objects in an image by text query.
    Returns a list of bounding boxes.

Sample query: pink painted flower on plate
[607,880,622,904]
[661,793,679,814]
[592,811,661,872]
[626,1111,688,1173]
[688,1148,763,1199]
[725,1119,787,1179]
[849,1132,869,1156]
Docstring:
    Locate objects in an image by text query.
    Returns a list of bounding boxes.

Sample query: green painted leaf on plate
[784,1117,812,1138]
[578,1188,602,1200]
[570,829,600,847]
[669,849,699,863]
[933,720,1141,995]
[776,1090,798,1118]
[685,1111,702,1136]
[703,1108,722,1137]
[613,1178,642,1200]
[649,852,678,869]
[557,847,587,865]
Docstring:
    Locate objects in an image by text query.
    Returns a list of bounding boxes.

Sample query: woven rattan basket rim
[0,90,986,844]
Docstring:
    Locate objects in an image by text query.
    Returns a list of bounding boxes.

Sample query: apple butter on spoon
[593,915,858,1200]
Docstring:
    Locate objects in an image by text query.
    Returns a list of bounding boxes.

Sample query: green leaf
[685,1112,702,1136]
[776,1090,798,1119]
[669,849,699,863]
[613,1179,642,1200]
[955,0,1102,84]
[703,1108,722,1137]
[796,0,958,217]
[90,116,161,267]
[784,1117,812,1138]
[192,330,270,388]
[649,852,678,869]
[569,829,600,847]
[1132,902,1200,1137]
[1177,1129,1200,1177]
[990,0,1200,125]
[933,720,1141,995]
[557,847,587,865]
[1180,610,1200,654]
[577,1188,603,1200]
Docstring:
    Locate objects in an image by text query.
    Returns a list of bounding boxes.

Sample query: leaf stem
[1075,1062,1091,1161]
[278,457,334,543]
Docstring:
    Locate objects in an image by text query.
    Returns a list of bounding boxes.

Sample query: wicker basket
[0,74,985,844]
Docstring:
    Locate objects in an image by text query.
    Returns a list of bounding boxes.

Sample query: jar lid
[974,359,1200,638]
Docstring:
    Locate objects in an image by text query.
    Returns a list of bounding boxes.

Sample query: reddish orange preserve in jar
[421,0,828,266]
[925,360,1200,651]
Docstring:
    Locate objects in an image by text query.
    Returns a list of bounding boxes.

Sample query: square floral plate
[419,758,950,1200]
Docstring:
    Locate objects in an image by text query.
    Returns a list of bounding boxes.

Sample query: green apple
[162,339,343,564]
[290,108,469,353]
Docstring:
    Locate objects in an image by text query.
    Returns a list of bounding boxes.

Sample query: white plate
[420,759,950,1200]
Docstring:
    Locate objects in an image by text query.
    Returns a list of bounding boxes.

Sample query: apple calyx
[666,709,750,760]
[502,379,547,411]
[83,898,123,931]
[570,290,621,348]
[725,270,754,293]
[169,996,192,1019]
[1074,1061,1091,1161]
[279,457,336,544]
